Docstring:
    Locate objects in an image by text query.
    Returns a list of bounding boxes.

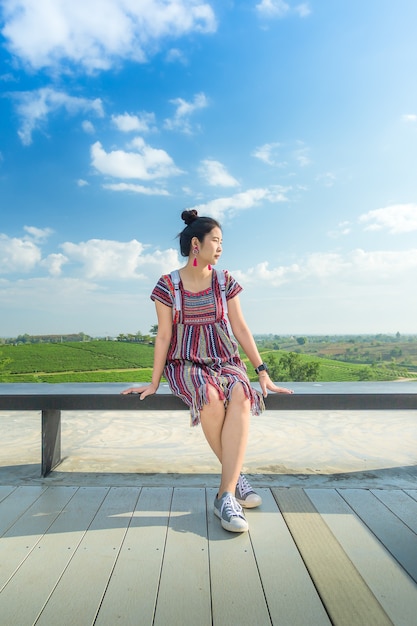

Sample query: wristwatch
[255,363,268,375]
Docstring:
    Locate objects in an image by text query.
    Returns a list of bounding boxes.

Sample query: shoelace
[237,474,253,497]
[221,494,244,518]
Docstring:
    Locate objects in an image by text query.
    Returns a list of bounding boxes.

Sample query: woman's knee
[230,382,250,407]
[206,384,222,404]
[200,384,225,418]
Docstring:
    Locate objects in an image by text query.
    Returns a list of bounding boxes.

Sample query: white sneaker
[235,474,262,508]
[214,492,249,533]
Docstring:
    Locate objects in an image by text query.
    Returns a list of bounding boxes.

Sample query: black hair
[178,209,221,257]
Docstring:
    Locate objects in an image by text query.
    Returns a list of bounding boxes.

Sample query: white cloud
[328,221,351,238]
[82,120,95,134]
[0,275,161,336]
[1,0,217,73]
[61,239,179,279]
[61,239,146,279]
[0,227,63,277]
[198,159,239,187]
[166,48,188,64]
[234,260,300,287]
[294,142,311,167]
[295,3,311,18]
[0,229,179,282]
[234,248,417,288]
[103,182,169,195]
[235,248,417,334]
[190,185,289,221]
[0,227,57,275]
[41,253,68,276]
[253,140,311,167]
[256,0,311,19]
[0,233,42,273]
[359,203,417,234]
[112,112,156,133]
[256,0,290,18]
[11,87,104,145]
[90,138,183,180]
[164,92,208,134]
[0,72,18,82]
[0,276,102,303]
[77,179,89,187]
[252,142,285,166]
[402,114,417,123]
[23,225,53,242]
[316,172,336,187]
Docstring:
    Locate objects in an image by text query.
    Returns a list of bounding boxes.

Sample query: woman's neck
[180,263,212,291]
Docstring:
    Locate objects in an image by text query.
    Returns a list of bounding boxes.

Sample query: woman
[123,210,293,532]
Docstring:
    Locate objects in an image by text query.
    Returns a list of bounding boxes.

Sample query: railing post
[42,409,62,476]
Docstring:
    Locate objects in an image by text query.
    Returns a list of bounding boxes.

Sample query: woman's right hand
[121,383,158,400]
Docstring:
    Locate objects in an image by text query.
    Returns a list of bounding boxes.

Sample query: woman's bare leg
[199,386,225,462]
[200,384,250,496]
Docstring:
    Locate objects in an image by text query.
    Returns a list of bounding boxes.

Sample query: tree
[263,354,281,381]
[0,352,11,382]
[149,324,158,336]
[16,333,31,344]
[264,352,320,382]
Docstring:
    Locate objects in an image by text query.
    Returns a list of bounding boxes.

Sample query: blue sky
[1,0,417,338]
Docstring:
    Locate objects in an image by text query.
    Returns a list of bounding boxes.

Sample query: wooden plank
[35,487,140,626]
[272,488,393,626]
[0,485,47,537]
[153,488,211,626]
[307,488,417,626]
[340,488,417,584]
[95,487,172,626]
[207,487,272,626]
[0,486,16,504]
[247,488,331,625]
[371,489,417,533]
[0,487,109,625]
[0,486,78,591]
[405,490,417,503]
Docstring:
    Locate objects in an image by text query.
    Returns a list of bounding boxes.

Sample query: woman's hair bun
[181,209,198,226]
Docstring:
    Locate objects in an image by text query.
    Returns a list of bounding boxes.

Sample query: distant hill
[1,338,416,383]
[255,334,417,371]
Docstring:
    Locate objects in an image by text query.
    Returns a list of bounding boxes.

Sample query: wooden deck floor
[1,484,417,626]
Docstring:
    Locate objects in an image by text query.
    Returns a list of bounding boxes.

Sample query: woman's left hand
[258,373,293,398]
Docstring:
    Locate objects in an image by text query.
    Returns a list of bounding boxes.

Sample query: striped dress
[151,270,264,426]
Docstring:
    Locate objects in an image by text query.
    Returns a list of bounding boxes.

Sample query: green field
[257,351,409,382]
[0,341,154,383]
[1,339,416,383]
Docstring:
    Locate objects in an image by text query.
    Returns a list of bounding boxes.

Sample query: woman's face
[197,226,223,266]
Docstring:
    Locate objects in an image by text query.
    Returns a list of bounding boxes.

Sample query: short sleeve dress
[151,269,264,426]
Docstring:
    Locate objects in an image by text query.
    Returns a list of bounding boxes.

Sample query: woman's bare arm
[227,295,293,396]
[121,300,172,399]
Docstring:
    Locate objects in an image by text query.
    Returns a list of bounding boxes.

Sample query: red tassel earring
[192,246,198,267]
[208,264,212,270]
